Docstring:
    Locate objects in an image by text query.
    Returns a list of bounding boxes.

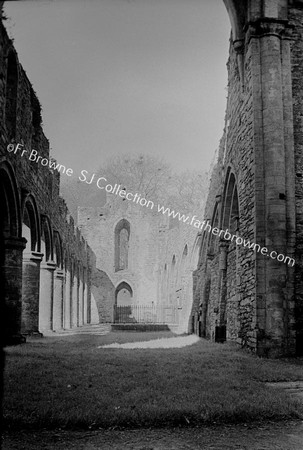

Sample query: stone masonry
[0,12,97,343]
[192,0,303,357]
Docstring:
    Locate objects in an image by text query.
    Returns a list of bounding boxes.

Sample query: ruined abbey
[2,0,303,357]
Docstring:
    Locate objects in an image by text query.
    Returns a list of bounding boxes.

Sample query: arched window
[114,219,130,272]
[22,195,40,254]
[222,169,239,232]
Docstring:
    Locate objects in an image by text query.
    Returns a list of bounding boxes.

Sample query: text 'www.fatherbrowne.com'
[7,143,295,267]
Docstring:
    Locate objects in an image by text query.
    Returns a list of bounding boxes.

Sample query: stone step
[42,324,111,337]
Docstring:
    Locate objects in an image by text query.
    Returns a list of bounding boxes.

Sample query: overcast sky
[4,0,231,179]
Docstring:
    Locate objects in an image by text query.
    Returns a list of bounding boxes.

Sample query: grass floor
[3,332,303,430]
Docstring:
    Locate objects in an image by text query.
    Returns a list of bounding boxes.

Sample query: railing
[113,304,179,324]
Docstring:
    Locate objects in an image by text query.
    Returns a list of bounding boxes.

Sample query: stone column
[215,241,229,343]
[72,276,79,328]
[1,236,27,343]
[83,282,88,324]
[248,21,296,356]
[39,261,56,332]
[78,278,84,326]
[21,251,43,335]
[64,270,71,329]
[53,269,64,331]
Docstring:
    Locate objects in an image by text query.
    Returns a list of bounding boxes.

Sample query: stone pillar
[21,251,43,334]
[248,20,296,356]
[1,237,27,343]
[39,261,56,332]
[72,276,79,328]
[79,278,84,326]
[53,269,64,331]
[214,241,229,343]
[83,282,88,324]
[86,268,92,324]
[64,270,71,329]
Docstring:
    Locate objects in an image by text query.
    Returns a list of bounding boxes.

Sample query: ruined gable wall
[78,198,160,320]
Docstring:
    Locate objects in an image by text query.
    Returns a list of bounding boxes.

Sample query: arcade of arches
[192,0,303,357]
[0,18,96,343]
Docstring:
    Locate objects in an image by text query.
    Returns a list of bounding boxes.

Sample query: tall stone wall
[193,0,303,357]
[0,19,96,342]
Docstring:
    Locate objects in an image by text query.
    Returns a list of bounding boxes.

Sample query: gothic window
[222,169,239,232]
[115,219,130,272]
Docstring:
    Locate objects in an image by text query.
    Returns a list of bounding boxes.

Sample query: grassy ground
[3,332,303,430]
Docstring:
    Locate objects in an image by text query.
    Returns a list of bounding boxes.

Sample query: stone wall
[0,18,97,342]
[193,0,303,357]
[78,192,200,332]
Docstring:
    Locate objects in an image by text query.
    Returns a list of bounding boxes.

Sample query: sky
[4,0,231,179]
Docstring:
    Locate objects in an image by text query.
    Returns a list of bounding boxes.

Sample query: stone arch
[114,281,134,323]
[115,281,133,305]
[21,193,42,334]
[0,160,21,238]
[222,168,239,232]
[40,215,53,263]
[208,204,220,256]
[53,231,63,269]
[0,160,26,343]
[190,233,202,270]
[216,168,240,342]
[114,218,130,272]
[21,193,40,253]
[5,50,18,141]
[223,0,247,44]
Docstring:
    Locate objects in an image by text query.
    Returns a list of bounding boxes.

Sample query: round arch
[40,215,53,262]
[0,160,21,238]
[53,230,63,269]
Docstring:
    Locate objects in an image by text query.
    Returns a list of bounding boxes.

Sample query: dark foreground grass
[3,332,303,430]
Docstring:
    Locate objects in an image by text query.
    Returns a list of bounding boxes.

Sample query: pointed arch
[190,233,203,270]
[0,160,21,238]
[53,231,63,269]
[21,193,40,253]
[221,168,239,232]
[208,203,220,255]
[115,281,133,306]
[114,218,130,271]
